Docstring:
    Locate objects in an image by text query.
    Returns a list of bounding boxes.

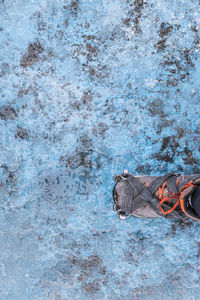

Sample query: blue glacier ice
[0,0,200,299]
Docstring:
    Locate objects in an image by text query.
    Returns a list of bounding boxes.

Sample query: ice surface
[0,0,200,299]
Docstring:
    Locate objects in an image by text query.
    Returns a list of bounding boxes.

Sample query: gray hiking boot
[113,170,200,221]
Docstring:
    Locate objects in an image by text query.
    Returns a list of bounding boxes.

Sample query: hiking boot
[113,170,200,221]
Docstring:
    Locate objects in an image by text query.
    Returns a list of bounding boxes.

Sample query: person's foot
[113,170,200,221]
[187,186,200,218]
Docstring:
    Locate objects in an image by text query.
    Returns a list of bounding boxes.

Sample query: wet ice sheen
[0,0,200,299]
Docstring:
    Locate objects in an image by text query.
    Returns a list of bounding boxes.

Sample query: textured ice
[0,0,200,299]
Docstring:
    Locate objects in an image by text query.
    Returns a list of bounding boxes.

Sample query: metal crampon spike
[123,169,128,176]
[119,213,127,220]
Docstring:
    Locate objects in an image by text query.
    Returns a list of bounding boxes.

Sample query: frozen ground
[0,0,200,299]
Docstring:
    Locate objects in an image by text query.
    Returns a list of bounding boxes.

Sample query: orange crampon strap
[158,178,197,215]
